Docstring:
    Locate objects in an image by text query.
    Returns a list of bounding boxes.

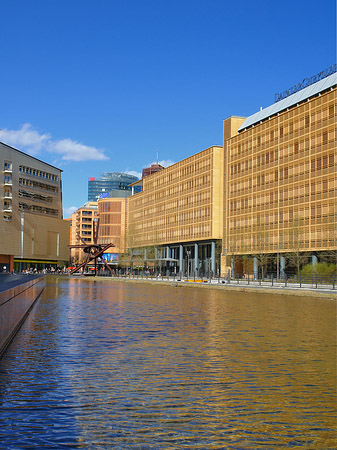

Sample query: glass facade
[88,172,140,201]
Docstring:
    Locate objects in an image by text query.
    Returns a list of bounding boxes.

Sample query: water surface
[0,277,336,449]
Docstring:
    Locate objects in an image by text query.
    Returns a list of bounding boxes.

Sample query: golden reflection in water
[42,279,335,448]
[1,276,335,449]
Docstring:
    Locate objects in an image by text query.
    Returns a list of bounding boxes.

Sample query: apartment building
[0,142,70,272]
[223,71,336,276]
[70,202,98,263]
[128,146,224,276]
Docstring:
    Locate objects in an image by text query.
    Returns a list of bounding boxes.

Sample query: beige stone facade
[70,197,128,265]
[223,81,336,274]
[0,142,70,271]
[97,197,128,256]
[70,202,98,263]
[128,146,224,275]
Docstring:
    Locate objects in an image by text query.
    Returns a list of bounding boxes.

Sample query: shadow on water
[0,276,336,449]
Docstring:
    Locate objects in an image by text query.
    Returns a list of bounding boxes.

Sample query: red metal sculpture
[69,216,114,276]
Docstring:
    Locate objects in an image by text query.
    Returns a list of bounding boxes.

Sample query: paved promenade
[69,273,337,299]
[0,273,44,292]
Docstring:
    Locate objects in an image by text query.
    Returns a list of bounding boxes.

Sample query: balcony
[4,162,13,173]
[3,205,12,213]
[3,192,12,199]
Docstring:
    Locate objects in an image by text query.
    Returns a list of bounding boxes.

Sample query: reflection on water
[0,277,336,449]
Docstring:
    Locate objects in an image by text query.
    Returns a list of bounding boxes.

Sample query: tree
[319,221,337,266]
[284,217,309,274]
[300,262,336,277]
[254,226,270,280]
[227,238,240,277]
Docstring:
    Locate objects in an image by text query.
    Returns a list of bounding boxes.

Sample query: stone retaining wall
[0,276,45,357]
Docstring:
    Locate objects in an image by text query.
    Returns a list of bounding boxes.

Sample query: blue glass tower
[88,172,140,202]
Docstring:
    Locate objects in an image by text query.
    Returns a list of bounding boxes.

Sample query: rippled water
[0,277,336,449]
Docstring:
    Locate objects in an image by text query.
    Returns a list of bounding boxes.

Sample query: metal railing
[93,270,336,291]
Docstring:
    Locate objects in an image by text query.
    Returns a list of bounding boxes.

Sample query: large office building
[127,67,336,277]
[223,70,336,276]
[0,142,70,272]
[88,172,140,202]
[128,146,224,276]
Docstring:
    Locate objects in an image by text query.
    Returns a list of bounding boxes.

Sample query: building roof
[238,72,337,132]
[99,172,139,181]
[0,141,63,172]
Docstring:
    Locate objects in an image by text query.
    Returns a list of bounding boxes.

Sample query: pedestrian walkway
[93,272,336,296]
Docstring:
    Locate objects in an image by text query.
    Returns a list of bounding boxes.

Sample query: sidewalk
[78,274,337,298]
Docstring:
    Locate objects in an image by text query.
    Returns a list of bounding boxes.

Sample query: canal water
[0,277,336,449]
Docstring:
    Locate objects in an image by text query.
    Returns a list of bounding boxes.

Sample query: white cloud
[158,159,175,168]
[124,169,142,179]
[124,160,175,180]
[1,123,108,162]
[49,139,108,162]
[64,206,78,217]
[1,123,50,155]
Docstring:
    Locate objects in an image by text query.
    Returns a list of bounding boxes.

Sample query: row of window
[226,235,335,249]
[19,189,53,203]
[232,96,335,155]
[230,155,335,194]
[18,202,58,216]
[19,177,59,193]
[132,189,213,211]
[134,224,212,245]
[99,202,122,213]
[231,142,334,176]
[19,165,58,182]
[145,153,213,189]
[99,213,122,224]
[99,225,122,236]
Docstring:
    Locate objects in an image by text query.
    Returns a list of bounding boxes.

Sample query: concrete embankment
[66,275,336,300]
[0,275,45,357]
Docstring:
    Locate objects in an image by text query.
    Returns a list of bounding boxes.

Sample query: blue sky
[1,0,336,217]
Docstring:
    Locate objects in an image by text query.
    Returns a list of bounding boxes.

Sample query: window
[18,202,58,216]
[4,161,12,171]
[4,175,12,184]
[294,142,299,153]
[19,177,59,193]
[19,166,58,183]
